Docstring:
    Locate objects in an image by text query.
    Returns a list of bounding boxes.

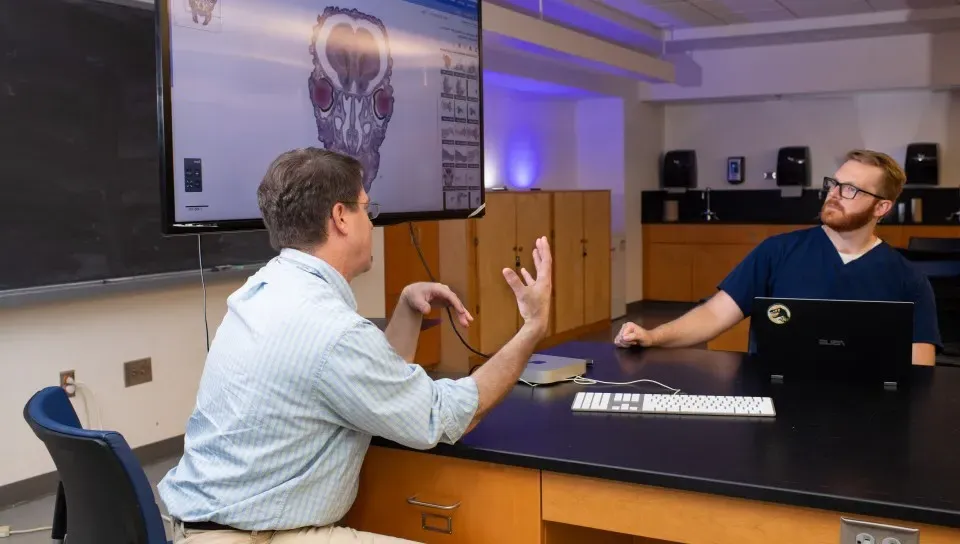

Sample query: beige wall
[624,99,665,304]
[0,229,384,488]
[482,85,580,190]
[650,32,960,101]
[664,89,960,189]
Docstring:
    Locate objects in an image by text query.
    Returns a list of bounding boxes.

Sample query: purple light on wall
[506,133,539,188]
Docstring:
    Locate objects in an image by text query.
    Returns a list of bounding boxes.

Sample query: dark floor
[0,303,691,541]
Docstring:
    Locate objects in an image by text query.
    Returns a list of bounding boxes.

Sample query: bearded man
[615,149,941,365]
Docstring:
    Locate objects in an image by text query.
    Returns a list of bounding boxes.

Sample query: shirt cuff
[435,376,480,444]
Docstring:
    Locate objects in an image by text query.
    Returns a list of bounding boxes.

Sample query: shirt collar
[278,248,357,310]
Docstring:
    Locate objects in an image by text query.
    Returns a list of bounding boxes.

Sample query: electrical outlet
[840,518,918,544]
[123,358,152,388]
[59,370,75,398]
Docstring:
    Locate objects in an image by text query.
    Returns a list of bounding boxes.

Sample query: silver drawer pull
[421,512,453,534]
[406,495,461,511]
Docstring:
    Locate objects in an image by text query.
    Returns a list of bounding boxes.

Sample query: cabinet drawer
[344,446,541,543]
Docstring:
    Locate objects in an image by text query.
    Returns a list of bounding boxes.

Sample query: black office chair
[899,255,960,366]
[23,386,170,544]
[907,237,960,253]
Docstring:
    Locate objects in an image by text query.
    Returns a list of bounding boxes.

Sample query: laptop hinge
[883,381,898,391]
[770,374,784,384]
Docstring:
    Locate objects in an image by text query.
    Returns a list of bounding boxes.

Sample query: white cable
[66,378,102,430]
[74,381,103,430]
[518,375,681,395]
[0,524,52,537]
[64,378,90,429]
[572,375,682,395]
[0,511,172,537]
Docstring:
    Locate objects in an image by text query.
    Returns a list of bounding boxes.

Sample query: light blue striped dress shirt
[158,248,480,531]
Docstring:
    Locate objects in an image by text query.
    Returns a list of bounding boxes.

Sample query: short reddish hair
[844,149,906,201]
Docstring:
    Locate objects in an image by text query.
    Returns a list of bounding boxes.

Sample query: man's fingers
[438,285,468,315]
[520,267,535,285]
[502,268,525,294]
[538,236,553,270]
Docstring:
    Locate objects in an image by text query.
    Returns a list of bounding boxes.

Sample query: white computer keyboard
[571,392,776,417]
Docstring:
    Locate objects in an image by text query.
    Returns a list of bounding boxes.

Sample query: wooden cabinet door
[583,191,611,324]
[474,193,518,354]
[644,243,694,302]
[515,192,554,334]
[384,221,440,366]
[552,192,585,333]
[345,446,542,544]
[690,243,753,303]
[707,317,751,352]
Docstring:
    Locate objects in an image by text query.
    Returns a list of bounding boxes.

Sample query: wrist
[399,286,414,307]
[520,319,549,340]
[648,325,664,347]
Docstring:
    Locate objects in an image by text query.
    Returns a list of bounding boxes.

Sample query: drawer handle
[406,495,461,511]
[421,512,453,534]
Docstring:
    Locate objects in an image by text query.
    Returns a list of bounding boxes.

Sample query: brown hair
[844,149,906,201]
[257,147,364,251]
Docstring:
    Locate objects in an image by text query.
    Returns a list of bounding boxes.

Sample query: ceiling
[488,0,960,56]
[603,0,960,28]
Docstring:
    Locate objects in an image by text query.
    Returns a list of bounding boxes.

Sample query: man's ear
[330,202,349,236]
[875,199,893,218]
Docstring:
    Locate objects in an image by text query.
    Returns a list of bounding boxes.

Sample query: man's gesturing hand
[400,282,473,327]
[502,236,552,333]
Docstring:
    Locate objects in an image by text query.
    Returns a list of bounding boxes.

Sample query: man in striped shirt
[158,148,553,543]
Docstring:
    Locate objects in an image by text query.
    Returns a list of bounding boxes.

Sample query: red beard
[819,199,876,232]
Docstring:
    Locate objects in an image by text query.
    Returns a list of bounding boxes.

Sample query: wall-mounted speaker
[662,150,697,189]
[776,146,810,187]
[905,143,939,186]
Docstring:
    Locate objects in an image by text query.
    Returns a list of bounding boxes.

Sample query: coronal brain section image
[308,7,395,194]
[188,0,218,25]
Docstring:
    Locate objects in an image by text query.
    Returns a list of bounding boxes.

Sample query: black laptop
[750,297,914,387]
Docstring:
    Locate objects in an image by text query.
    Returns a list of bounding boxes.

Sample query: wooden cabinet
[469,192,557,355]
[343,446,541,544]
[551,191,613,333]
[643,243,694,302]
[515,192,555,334]
[474,193,521,354]
[346,447,960,544]
[382,191,612,372]
[475,191,611,354]
[383,221,442,367]
[582,192,612,326]
[553,192,586,333]
[438,190,611,372]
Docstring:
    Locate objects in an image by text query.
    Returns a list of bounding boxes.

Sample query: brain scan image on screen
[188,0,218,25]
[308,7,395,194]
[163,0,482,228]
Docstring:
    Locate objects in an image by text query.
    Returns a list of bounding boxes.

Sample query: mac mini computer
[519,354,590,385]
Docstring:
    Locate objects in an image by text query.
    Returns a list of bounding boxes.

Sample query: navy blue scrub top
[718,226,941,352]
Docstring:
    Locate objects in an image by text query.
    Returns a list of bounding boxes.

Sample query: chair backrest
[23,386,168,544]
[908,237,960,253]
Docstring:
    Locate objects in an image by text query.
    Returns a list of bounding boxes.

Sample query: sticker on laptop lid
[767,303,791,325]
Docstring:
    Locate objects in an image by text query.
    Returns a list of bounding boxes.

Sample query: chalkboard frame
[154,0,489,235]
